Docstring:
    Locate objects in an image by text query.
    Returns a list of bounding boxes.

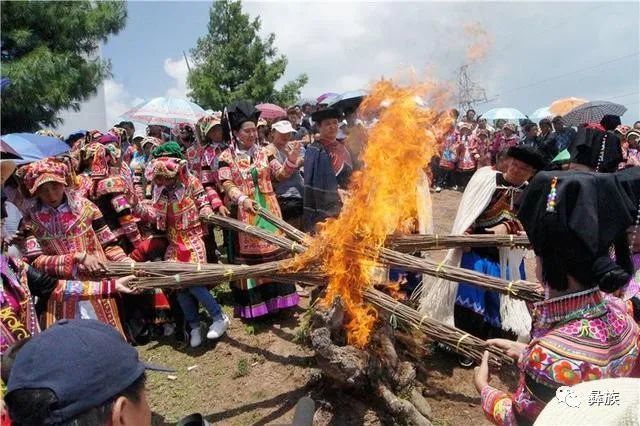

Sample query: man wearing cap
[302,107,354,232]
[269,120,305,229]
[419,146,546,366]
[4,319,159,425]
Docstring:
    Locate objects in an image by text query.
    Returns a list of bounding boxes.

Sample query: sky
[101,0,640,126]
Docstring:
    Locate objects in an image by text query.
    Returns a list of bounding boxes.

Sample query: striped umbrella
[119,97,206,126]
[562,101,628,127]
[255,103,287,120]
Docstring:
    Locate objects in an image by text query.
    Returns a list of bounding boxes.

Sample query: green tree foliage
[188,0,307,110]
[1,1,127,133]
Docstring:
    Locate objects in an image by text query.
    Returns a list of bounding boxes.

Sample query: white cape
[413,166,531,339]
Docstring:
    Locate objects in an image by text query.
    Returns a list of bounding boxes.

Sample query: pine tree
[188,0,307,110]
[1,1,127,133]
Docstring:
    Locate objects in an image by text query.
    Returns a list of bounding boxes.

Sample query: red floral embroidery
[579,363,603,381]
[528,347,549,371]
[552,360,581,385]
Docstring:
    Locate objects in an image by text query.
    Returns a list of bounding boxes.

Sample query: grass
[233,358,250,378]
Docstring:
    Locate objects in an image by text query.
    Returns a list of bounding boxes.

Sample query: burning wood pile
[106,80,541,425]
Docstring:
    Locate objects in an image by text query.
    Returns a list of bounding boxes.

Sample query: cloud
[164,56,189,98]
[104,79,138,126]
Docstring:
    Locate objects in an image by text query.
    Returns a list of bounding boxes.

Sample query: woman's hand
[486,338,527,361]
[242,198,257,214]
[217,205,231,217]
[115,275,139,294]
[74,253,107,274]
[486,224,508,235]
[474,350,491,393]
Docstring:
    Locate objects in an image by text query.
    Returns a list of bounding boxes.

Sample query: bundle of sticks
[199,212,543,302]
[365,288,513,366]
[385,233,530,252]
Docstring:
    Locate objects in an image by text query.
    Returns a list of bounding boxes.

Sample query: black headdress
[221,101,261,145]
[507,145,547,170]
[569,126,622,173]
[311,107,342,124]
[518,170,634,291]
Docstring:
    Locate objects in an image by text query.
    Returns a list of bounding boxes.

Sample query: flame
[290,78,451,348]
[464,22,491,63]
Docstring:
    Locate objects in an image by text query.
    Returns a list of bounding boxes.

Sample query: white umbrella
[529,106,553,121]
[481,108,527,121]
[120,97,206,126]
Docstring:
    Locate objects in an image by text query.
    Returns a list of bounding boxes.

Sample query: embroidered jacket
[481,288,640,425]
[22,194,129,278]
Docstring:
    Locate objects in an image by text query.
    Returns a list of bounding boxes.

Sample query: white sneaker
[435,186,442,193]
[190,326,203,348]
[207,314,230,340]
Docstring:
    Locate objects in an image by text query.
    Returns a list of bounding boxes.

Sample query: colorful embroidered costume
[78,130,142,251]
[1,256,39,353]
[141,148,224,340]
[17,158,129,333]
[218,144,301,318]
[481,289,640,425]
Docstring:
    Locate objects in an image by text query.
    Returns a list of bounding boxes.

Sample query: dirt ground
[141,189,522,425]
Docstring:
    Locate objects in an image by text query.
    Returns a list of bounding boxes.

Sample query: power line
[481,51,640,102]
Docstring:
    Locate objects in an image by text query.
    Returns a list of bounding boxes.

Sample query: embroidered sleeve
[191,177,214,216]
[32,254,75,279]
[51,279,117,301]
[481,385,518,426]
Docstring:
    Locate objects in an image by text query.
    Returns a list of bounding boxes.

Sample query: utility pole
[455,64,487,113]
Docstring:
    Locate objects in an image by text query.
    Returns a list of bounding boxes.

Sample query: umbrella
[529,106,553,121]
[481,108,527,121]
[0,139,22,160]
[327,89,369,112]
[295,97,315,107]
[562,100,628,127]
[548,97,587,116]
[317,92,339,104]
[119,97,206,127]
[255,103,287,120]
[1,133,69,164]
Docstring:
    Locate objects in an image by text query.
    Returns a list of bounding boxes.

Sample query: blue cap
[7,319,172,423]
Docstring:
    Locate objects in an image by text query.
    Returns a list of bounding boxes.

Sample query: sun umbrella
[548,97,587,116]
[255,103,287,120]
[327,89,369,112]
[295,97,315,107]
[481,108,527,121]
[529,106,553,121]
[562,100,628,127]
[119,97,206,127]
[1,133,69,164]
[0,139,22,160]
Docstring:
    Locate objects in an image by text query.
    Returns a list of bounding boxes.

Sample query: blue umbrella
[529,106,553,121]
[1,133,69,164]
[481,107,527,121]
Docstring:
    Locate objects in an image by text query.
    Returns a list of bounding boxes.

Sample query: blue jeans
[176,286,223,329]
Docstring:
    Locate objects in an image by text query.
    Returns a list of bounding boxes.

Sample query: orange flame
[464,22,491,63]
[290,78,451,348]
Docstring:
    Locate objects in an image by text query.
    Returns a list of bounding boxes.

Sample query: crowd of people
[1,93,640,425]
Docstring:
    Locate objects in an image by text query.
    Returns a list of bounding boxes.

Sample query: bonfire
[104,79,542,425]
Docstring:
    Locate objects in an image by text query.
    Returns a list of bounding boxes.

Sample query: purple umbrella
[1,133,69,164]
